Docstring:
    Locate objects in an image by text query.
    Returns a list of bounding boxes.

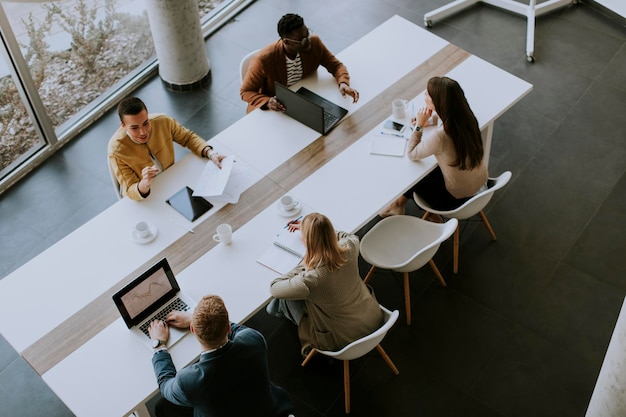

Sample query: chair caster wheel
[424,19,432,28]
[526,54,535,63]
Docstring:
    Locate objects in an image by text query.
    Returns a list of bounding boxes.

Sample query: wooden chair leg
[343,360,351,414]
[453,226,459,274]
[403,272,411,325]
[478,210,497,240]
[429,259,447,287]
[376,344,400,375]
[301,349,317,367]
[363,265,376,284]
[421,211,431,220]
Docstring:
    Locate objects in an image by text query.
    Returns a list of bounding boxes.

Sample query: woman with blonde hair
[267,213,382,356]
[380,76,488,217]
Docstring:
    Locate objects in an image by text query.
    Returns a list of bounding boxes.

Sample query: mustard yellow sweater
[108,114,209,200]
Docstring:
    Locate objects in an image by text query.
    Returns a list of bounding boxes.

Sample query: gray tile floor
[1,0,625,416]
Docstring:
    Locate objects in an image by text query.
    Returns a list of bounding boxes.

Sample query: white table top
[0,139,262,352]
[219,15,450,176]
[43,197,317,417]
[0,15,532,417]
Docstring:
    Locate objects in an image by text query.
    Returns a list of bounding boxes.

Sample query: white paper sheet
[369,134,406,156]
[193,155,235,197]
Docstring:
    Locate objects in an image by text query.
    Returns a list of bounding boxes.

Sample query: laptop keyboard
[139,297,190,338]
[323,112,338,130]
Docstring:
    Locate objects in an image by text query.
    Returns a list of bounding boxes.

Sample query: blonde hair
[301,213,347,272]
[192,295,229,348]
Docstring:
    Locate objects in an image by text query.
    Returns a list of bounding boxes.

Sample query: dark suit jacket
[152,323,293,417]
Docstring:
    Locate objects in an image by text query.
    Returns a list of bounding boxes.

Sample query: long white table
[0,15,531,417]
[220,15,450,176]
[0,138,261,354]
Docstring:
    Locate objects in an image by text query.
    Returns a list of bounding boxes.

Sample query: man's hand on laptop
[166,311,192,329]
[339,82,359,104]
[267,96,286,112]
[149,320,169,342]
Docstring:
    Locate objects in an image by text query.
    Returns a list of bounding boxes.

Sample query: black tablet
[166,186,213,222]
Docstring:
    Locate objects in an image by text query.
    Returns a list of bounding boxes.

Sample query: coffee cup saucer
[132,223,158,244]
[276,200,302,217]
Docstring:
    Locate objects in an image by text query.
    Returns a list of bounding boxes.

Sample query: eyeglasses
[282,30,311,47]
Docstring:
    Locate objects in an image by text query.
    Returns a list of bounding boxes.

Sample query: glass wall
[0,0,243,192]
[0,55,44,177]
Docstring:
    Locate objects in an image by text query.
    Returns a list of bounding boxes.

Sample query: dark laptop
[275,82,348,134]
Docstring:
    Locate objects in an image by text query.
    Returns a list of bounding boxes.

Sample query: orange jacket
[240,35,350,113]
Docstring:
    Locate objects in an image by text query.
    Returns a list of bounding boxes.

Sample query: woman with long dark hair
[380,76,488,217]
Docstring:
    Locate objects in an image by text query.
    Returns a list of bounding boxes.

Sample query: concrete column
[145,0,211,91]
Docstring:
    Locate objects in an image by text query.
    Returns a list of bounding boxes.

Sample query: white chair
[301,305,400,414]
[107,157,122,200]
[413,171,512,274]
[360,216,458,325]
[239,49,259,83]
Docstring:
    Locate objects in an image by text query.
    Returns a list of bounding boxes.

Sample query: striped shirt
[286,53,303,86]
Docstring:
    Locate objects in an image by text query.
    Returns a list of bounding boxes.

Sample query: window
[0,0,246,193]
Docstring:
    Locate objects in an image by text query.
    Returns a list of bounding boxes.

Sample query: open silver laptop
[112,258,196,350]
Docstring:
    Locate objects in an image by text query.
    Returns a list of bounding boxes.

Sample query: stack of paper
[193,155,248,203]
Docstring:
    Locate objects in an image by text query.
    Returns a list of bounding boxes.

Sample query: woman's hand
[411,107,432,128]
[287,220,301,232]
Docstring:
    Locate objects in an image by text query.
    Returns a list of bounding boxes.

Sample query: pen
[380,131,404,138]
[284,215,303,228]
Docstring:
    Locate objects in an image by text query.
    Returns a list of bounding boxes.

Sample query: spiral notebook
[257,229,307,274]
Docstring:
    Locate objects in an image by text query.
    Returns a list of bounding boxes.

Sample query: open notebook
[257,229,307,274]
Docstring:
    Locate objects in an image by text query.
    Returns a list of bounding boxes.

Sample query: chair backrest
[414,171,512,220]
[107,156,122,200]
[316,306,399,361]
[239,49,259,84]
[400,217,457,273]
[360,215,457,273]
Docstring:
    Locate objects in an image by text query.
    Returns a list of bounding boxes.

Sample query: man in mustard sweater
[108,97,225,200]
[240,13,359,113]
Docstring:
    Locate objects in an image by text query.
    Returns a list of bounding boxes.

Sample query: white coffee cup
[213,223,232,245]
[391,99,408,120]
[279,195,297,211]
[135,221,151,238]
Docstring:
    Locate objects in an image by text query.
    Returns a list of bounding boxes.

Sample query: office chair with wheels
[301,305,400,414]
[360,216,458,325]
[413,171,512,273]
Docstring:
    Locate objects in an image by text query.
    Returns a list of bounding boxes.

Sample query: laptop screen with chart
[112,258,195,350]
